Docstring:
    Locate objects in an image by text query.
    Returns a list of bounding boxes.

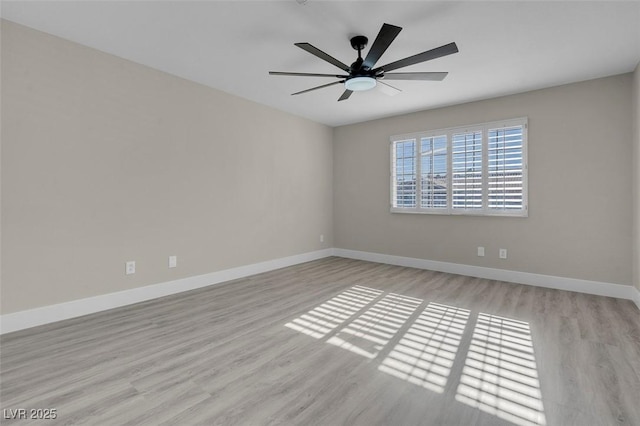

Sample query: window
[391,118,527,216]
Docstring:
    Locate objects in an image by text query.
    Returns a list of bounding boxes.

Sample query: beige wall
[334,75,633,286]
[0,20,333,314]
[633,62,640,292]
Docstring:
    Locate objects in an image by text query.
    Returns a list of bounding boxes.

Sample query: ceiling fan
[269,23,458,101]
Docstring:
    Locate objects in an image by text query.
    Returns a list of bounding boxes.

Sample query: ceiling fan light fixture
[345,76,377,92]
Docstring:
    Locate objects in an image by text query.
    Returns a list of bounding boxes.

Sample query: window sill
[390,208,528,218]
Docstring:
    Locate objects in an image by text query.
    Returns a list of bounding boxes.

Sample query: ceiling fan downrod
[350,35,369,74]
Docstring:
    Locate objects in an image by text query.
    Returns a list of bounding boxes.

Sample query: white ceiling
[2,1,639,127]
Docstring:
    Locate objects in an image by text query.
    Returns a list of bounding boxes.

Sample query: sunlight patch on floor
[284,285,382,338]
[285,287,547,426]
[327,293,422,359]
[378,302,470,393]
[455,313,546,426]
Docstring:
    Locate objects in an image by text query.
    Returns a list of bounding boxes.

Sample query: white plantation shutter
[390,117,527,216]
[420,135,447,209]
[488,125,525,211]
[392,139,417,208]
[452,131,483,210]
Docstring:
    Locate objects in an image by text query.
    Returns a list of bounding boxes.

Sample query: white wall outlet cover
[499,249,508,259]
[477,247,485,257]
[320,234,324,243]
[126,261,136,275]
[169,256,177,268]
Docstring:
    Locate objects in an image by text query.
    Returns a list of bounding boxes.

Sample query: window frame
[390,117,528,217]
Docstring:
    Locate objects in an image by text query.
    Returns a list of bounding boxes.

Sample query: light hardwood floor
[1,257,639,425]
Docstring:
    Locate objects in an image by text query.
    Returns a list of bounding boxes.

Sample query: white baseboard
[333,248,639,304]
[0,249,333,335]
[633,286,640,310]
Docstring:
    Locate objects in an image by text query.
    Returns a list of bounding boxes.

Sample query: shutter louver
[488,125,524,211]
[452,131,483,210]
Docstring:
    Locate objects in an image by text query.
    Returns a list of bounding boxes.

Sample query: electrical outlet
[499,249,508,259]
[169,256,177,268]
[477,247,485,257]
[320,234,324,243]
[125,261,136,275]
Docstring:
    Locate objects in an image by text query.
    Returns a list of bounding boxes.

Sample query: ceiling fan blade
[377,80,402,96]
[291,80,344,96]
[269,71,348,78]
[383,72,448,81]
[338,90,353,101]
[363,23,402,70]
[374,42,458,73]
[295,42,350,72]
